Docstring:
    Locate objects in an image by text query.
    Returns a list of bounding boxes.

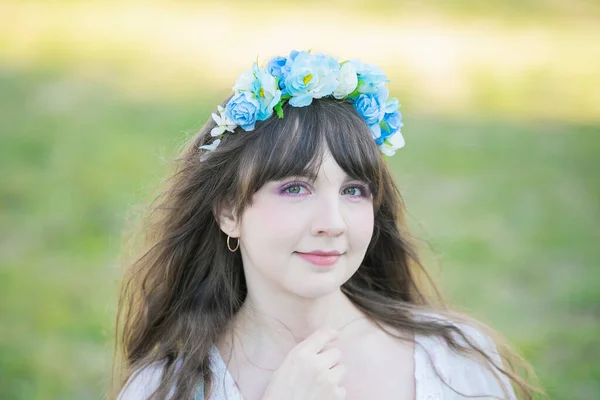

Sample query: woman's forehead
[277,163,365,187]
[306,151,357,183]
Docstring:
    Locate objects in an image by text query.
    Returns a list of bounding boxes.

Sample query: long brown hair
[114,99,544,399]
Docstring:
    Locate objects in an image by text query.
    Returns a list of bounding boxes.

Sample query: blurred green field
[1,2,599,399]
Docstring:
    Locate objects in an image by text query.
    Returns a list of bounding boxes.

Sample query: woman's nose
[310,194,345,237]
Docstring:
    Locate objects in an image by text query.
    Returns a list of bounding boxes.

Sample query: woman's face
[230,148,375,299]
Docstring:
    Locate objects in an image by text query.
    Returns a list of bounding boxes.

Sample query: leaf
[274,102,284,119]
[347,89,360,100]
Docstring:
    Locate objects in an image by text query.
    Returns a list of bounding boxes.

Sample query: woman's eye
[282,183,309,195]
[343,186,364,196]
[286,185,302,194]
[280,182,369,197]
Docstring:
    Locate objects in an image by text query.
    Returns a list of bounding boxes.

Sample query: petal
[384,98,400,113]
[379,145,395,156]
[241,121,256,131]
[199,139,220,152]
[369,123,381,139]
[289,94,313,107]
[387,132,405,149]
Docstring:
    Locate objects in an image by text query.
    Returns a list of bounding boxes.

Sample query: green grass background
[1,1,599,399]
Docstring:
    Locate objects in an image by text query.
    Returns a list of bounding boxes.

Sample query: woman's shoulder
[116,349,223,400]
[411,310,517,399]
[412,309,495,349]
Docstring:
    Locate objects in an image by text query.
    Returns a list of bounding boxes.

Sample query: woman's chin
[286,277,345,299]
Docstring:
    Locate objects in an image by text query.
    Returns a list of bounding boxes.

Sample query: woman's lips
[296,252,342,266]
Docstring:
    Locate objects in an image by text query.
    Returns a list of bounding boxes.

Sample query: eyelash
[280,181,371,198]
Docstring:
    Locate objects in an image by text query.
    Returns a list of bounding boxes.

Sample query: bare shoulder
[337,318,415,400]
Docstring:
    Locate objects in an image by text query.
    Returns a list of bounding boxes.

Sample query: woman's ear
[217,205,241,238]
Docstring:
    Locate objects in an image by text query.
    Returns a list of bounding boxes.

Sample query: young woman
[114,51,542,399]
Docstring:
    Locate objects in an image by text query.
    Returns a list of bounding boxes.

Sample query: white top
[118,314,517,400]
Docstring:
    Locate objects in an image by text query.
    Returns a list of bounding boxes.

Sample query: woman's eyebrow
[276,173,317,183]
[282,172,368,185]
[342,175,365,184]
[316,174,367,185]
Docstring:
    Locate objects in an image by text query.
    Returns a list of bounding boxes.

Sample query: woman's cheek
[350,204,375,244]
[245,194,306,236]
[262,203,298,232]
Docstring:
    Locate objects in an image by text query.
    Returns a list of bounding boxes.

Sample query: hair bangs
[232,99,384,208]
[318,100,384,206]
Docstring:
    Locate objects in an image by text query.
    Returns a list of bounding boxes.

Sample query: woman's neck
[218,289,371,365]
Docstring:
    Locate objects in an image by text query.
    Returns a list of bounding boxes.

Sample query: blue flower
[354,93,384,126]
[384,97,399,114]
[251,64,282,121]
[353,86,389,125]
[379,95,402,138]
[267,56,288,90]
[267,56,287,78]
[232,63,281,122]
[225,92,260,131]
[381,110,403,136]
[284,51,340,107]
[266,51,299,93]
[350,59,389,94]
[353,87,391,141]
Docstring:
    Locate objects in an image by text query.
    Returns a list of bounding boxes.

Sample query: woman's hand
[262,328,346,400]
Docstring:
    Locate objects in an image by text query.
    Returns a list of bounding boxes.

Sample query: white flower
[199,138,221,152]
[210,106,237,137]
[233,70,255,93]
[333,62,358,99]
[199,138,221,161]
[379,131,405,156]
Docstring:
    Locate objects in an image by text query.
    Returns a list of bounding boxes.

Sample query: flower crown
[200,50,405,158]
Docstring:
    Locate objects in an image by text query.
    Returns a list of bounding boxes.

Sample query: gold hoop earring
[227,235,239,252]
